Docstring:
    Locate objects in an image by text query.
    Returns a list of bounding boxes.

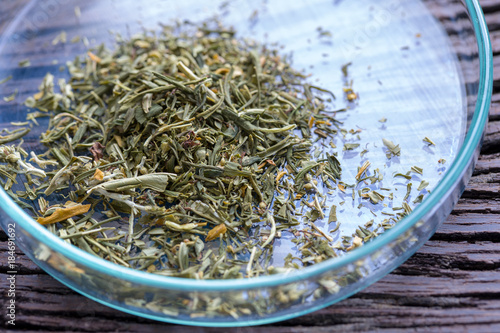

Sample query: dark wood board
[1,1,500,332]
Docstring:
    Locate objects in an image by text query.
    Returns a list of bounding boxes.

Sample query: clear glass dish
[0,0,492,327]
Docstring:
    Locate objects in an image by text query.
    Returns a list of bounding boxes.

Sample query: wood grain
[1,0,500,332]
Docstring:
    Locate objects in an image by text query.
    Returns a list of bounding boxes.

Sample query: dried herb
[18,59,30,67]
[3,90,17,102]
[0,19,435,285]
[0,75,12,85]
[74,6,81,18]
[417,180,429,191]
[0,21,347,278]
[382,138,401,158]
[0,128,30,144]
[423,136,435,146]
[37,203,91,225]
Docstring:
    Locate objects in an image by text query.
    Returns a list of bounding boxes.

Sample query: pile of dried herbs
[0,21,423,279]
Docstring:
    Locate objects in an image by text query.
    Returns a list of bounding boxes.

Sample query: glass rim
[0,0,492,291]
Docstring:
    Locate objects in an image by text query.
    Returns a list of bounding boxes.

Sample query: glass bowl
[0,0,492,327]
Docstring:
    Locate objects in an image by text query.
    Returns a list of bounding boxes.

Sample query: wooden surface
[1,1,500,332]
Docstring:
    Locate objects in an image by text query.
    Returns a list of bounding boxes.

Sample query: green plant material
[382,138,401,158]
[0,18,435,286]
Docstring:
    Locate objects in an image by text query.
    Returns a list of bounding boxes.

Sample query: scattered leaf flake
[37,204,91,225]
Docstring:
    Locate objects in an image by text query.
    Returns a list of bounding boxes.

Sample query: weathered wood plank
[473,153,500,175]
[436,213,500,239]
[490,98,500,121]
[0,1,26,36]
[462,183,500,198]
[2,235,500,331]
[480,0,500,14]
[0,248,43,275]
[450,197,500,214]
[2,268,500,332]
[0,1,499,332]
[476,120,500,154]
[490,30,500,55]
[485,10,500,32]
